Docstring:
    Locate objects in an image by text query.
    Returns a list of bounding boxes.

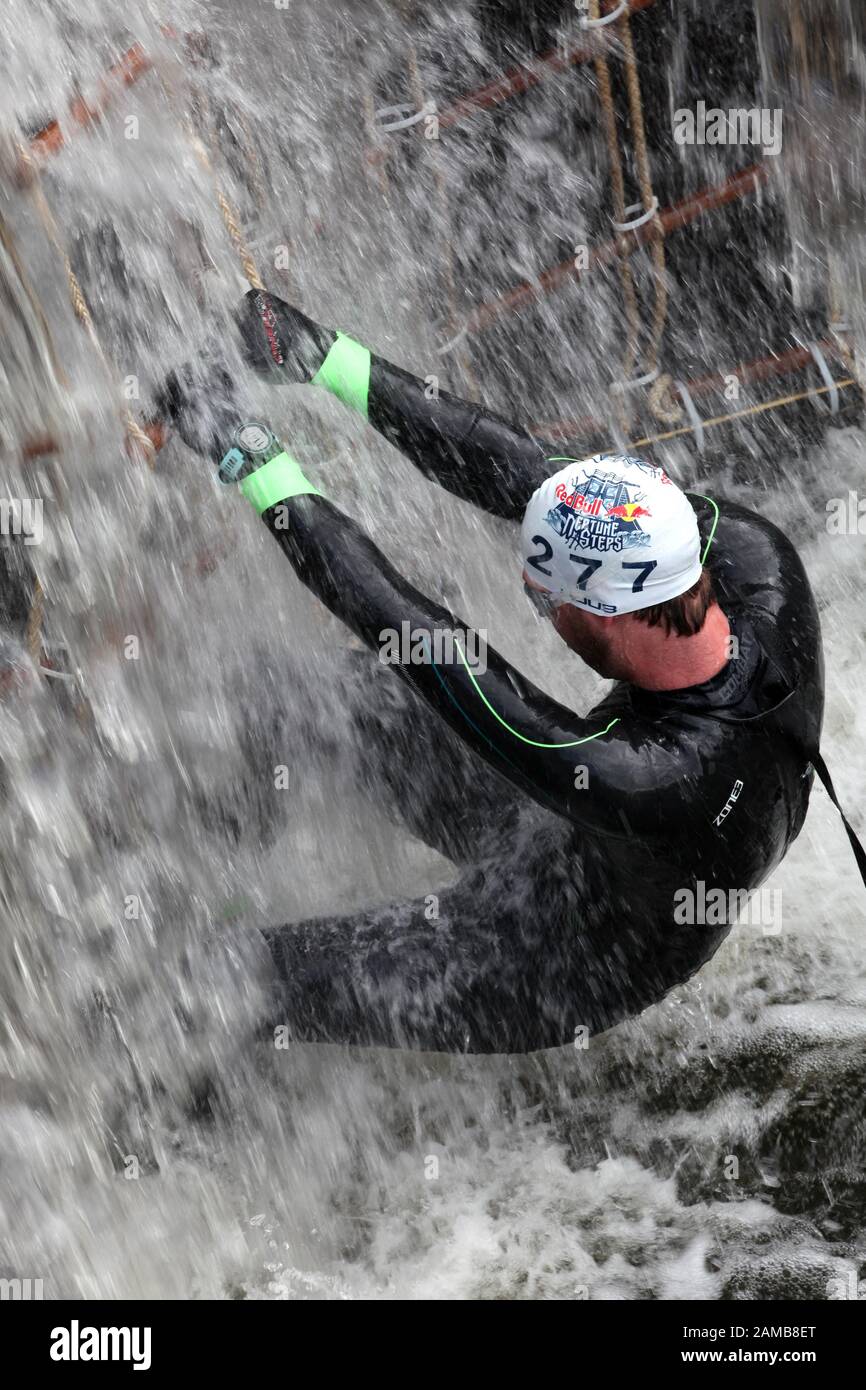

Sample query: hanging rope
[588,1,682,432]
[616,4,681,424]
[186,85,265,293]
[214,185,264,290]
[25,576,45,665]
[589,0,641,437]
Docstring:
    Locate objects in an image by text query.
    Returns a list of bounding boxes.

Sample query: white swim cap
[521,454,702,616]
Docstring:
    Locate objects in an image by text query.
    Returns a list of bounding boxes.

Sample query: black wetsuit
[240,352,826,1054]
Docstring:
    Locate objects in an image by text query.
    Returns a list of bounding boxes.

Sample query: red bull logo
[554,483,603,516]
[607,502,652,522]
[546,467,654,554]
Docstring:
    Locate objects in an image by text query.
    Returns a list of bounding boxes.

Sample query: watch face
[236,423,272,455]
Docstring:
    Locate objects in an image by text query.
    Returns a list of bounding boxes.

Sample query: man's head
[521,454,718,683]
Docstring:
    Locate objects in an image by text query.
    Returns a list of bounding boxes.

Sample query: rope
[184,85,265,292]
[588,2,680,430]
[617,5,674,404]
[627,376,857,450]
[123,411,161,463]
[647,370,682,425]
[215,186,264,290]
[25,576,45,665]
[589,0,641,436]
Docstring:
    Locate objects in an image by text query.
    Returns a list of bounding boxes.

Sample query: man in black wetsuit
[161,289,839,1054]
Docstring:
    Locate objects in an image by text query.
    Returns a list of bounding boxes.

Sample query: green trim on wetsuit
[693,494,720,564]
[312,333,371,419]
[454,637,621,749]
[240,451,321,513]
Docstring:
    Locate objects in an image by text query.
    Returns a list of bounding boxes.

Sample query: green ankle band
[239,452,321,514]
[312,333,371,419]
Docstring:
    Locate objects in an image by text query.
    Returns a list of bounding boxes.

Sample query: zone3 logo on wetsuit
[714,779,744,827]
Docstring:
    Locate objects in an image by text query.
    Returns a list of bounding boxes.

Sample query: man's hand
[153,288,339,460]
[155,357,242,461]
[236,288,335,384]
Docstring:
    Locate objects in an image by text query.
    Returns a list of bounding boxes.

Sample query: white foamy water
[0,0,864,1301]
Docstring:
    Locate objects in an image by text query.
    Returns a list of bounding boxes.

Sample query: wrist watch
[218,422,283,484]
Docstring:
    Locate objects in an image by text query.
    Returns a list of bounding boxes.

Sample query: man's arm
[237,289,554,522]
[363,356,553,522]
[236,450,648,841]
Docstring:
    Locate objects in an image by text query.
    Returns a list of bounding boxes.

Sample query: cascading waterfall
[0,0,864,1300]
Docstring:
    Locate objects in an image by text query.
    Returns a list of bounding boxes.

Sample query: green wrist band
[312,332,371,419]
[239,451,321,514]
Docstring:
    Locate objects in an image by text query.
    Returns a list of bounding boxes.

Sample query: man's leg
[262,812,628,1054]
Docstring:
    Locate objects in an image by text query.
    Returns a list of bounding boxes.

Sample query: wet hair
[631,566,714,638]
